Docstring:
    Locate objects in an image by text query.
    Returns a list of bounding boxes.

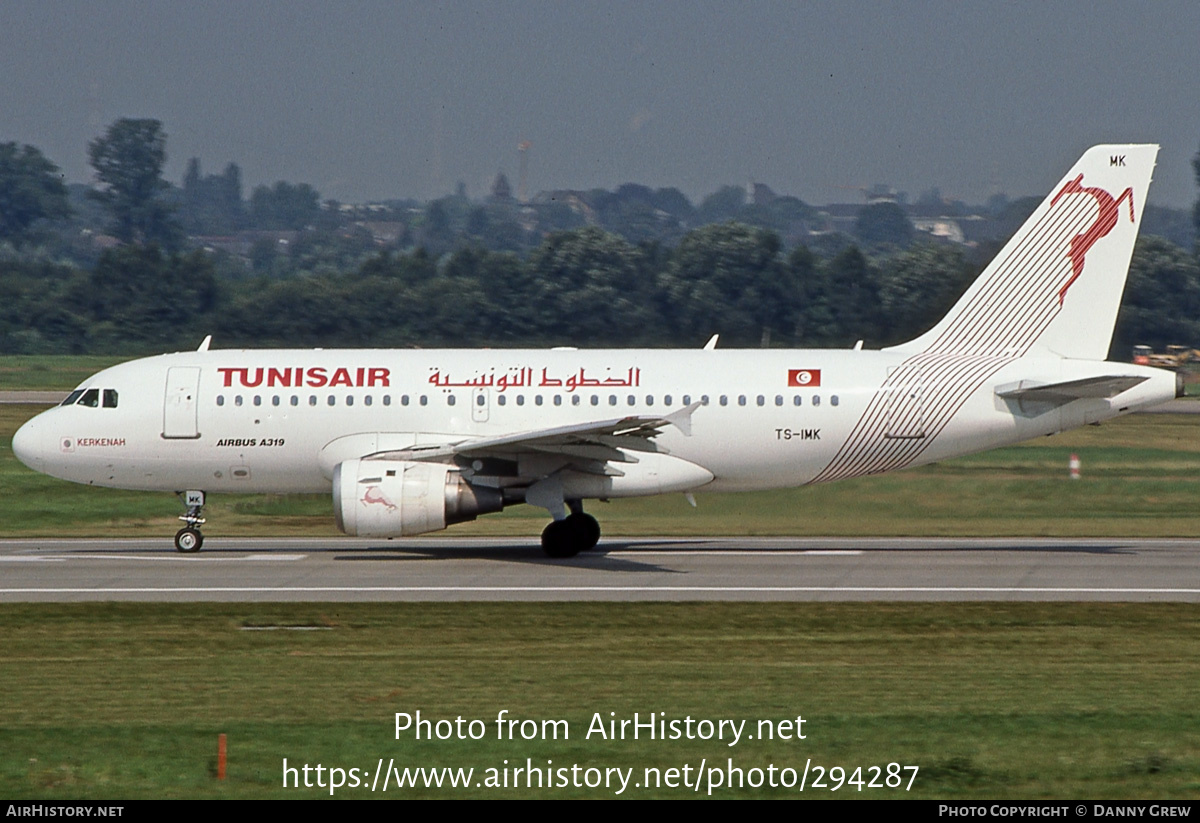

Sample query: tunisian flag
[787,369,821,387]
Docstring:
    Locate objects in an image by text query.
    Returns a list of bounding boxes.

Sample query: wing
[367,401,702,478]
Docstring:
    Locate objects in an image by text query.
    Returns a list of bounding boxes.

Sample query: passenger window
[719,395,728,406]
[347,395,354,406]
[498,395,507,406]
[103,389,118,408]
[327,395,336,406]
[79,389,100,408]
[309,395,317,406]
[609,395,617,406]
[420,395,428,406]
[253,395,262,406]
[590,395,599,406]
[447,395,455,406]
[701,395,710,406]
[517,395,525,406]
[553,395,561,406]
[793,395,802,406]
[738,395,747,406]
[62,390,84,406]
[664,394,673,406]
[216,395,225,407]
[272,395,280,406]
[645,395,654,406]
[475,394,485,406]
[383,395,391,406]
[235,396,243,407]
[812,395,821,406]
[364,395,373,406]
[831,395,839,406]
[627,395,636,406]
[571,395,580,406]
[683,395,691,405]
[756,395,765,407]
[401,395,409,406]
[291,395,299,406]
[536,395,544,406]
[775,395,783,406]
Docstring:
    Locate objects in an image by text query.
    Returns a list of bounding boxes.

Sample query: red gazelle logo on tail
[1051,174,1135,304]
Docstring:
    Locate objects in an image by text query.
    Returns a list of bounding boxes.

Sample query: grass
[0,355,129,391]
[2,602,1199,799]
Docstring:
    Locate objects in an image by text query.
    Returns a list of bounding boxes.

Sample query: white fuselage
[12,347,1177,497]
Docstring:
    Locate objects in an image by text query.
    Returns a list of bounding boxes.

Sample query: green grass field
[2,602,1199,799]
[0,355,129,391]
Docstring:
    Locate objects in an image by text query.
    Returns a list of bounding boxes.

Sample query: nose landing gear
[174,490,207,552]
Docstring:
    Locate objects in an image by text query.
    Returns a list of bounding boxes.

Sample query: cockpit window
[103,389,118,408]
[61,390,84,406]
[77,388,100,408]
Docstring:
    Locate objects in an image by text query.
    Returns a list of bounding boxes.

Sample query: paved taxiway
[2,536,1199,602]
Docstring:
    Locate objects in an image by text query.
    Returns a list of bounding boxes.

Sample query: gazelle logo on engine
[361,485,397,511]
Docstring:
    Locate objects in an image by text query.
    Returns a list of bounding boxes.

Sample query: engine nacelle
[333,459,503,537]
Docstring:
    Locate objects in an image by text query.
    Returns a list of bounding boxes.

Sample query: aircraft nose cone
[12,416,45,472]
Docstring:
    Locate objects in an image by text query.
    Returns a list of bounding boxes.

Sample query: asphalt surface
[2,535,1199,602]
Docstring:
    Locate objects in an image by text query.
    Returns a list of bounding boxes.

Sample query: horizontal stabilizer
[996,375,1148,405]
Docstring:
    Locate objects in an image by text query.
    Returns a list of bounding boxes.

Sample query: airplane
[11,144,1180,558]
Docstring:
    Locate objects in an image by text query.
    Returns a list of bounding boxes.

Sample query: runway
[2,535,1200,602]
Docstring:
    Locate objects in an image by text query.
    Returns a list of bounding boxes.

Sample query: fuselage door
[472,388,490,423]
[163,367,201,439]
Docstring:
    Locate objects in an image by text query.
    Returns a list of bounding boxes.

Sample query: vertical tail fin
[891,144,1157,361]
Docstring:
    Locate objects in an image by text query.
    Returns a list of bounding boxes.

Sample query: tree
[0,143,71,244]
[1113,236,1200,356]
[527,227,655,344]
[180,158,245,235]
[249,181,321,230]
[1193,142,1200,253]
[658,222,787,346]
[874,244,974,344]
[88,118,179,246]
[791,245,883,346]
[854,202,913,249]
[697,185,746,224]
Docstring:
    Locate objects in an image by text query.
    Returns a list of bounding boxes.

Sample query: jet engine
[333,458,503,537]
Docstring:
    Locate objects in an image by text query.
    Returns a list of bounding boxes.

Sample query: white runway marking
[39,554,307,562]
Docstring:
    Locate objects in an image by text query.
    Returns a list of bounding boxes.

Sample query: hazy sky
[3,1,1199,208]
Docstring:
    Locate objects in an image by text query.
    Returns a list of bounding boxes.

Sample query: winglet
[663,401,702,437]
[703,334,719,351]
[197,335,212,352]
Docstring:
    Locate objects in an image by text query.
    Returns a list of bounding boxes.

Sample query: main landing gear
[174,490,207,553]
[540,504,601,559]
